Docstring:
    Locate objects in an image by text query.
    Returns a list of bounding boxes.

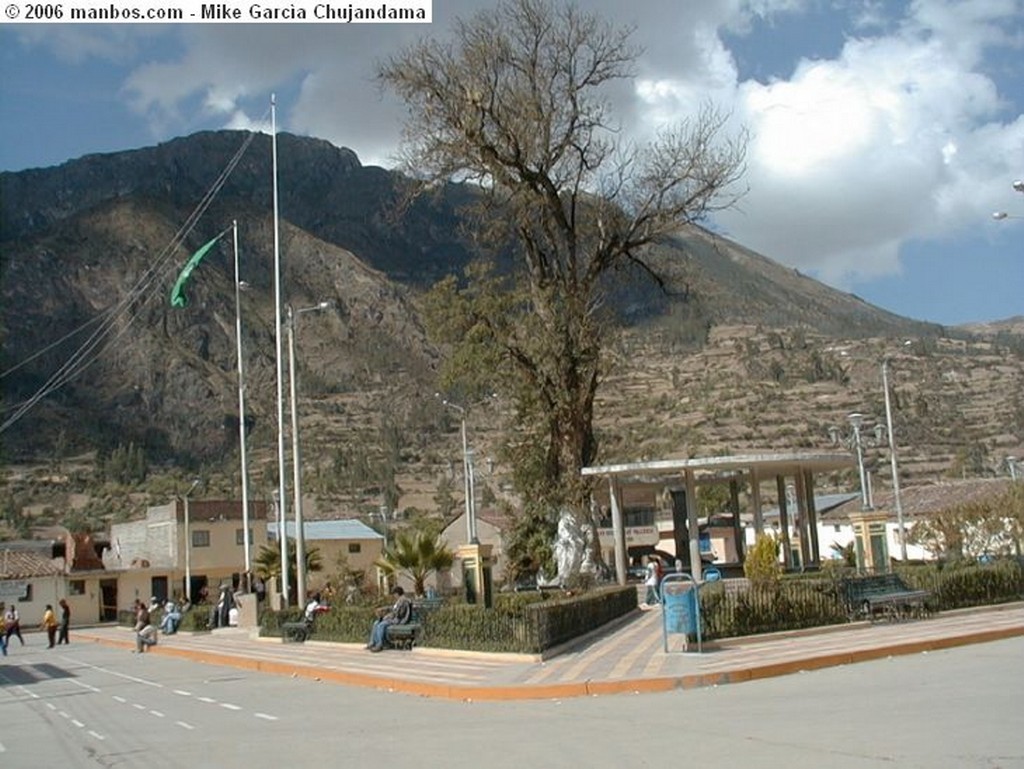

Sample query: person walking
[5,604,25,646]
[57,598,71,645]
[41,604,58,648]
[643,557,661,607]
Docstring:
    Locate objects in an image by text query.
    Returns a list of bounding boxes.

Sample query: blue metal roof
[267,519,384,541]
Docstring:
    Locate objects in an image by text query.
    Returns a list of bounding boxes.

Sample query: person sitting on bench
[160,599,182,635]
[367,586,412,652]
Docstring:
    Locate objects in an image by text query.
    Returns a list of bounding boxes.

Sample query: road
[1,636,1022,769]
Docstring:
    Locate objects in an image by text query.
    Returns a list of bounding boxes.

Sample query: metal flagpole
[233,221,253,588]
[271,95,290,606]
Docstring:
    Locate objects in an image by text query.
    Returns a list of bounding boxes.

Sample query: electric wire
[0,125,265,434]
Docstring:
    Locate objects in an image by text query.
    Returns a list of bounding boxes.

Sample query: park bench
[281,618,312,643]
[384,597,444,650]
[281,604,330,643]
[842,574,932,623]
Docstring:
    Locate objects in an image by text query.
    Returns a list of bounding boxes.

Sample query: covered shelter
[582,452,856,584]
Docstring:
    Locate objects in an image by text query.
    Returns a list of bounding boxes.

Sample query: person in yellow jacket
[41,604,58,648]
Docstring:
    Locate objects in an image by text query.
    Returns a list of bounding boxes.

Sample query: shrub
[744,533,782,586]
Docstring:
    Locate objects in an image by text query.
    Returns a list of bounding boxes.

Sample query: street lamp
[881,355,909,561]
[439,398,474,543]
[992,179,1024,219]
[1007,456,1019,481]
[287,301,331,607]
[830,412,884,510]
[181,478,201,604]
[232,221,252,591]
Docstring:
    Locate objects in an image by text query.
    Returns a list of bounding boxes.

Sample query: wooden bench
[384,597,443,650]
[842,574,932,623]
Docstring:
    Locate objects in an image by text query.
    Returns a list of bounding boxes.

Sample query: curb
[77,622,1024,702]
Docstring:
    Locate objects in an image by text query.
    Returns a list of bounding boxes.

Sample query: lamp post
[882,357,908,561]
[287,301,331,607]
[441,399,474,543]
[992,179,1024,219]
[1008,456,1019,481]
[232,221,252,590]
[437,396,479,543]
[182,478,201,604]
[830,412,882,510]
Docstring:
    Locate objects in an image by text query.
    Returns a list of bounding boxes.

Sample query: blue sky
[2,0,1022,326]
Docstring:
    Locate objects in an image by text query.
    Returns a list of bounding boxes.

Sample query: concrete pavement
[74,602,1024,701]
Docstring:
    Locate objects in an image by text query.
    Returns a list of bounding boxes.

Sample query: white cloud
[29,0,1018,292]
[708,1,1024,285]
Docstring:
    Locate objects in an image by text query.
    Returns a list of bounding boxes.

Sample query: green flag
[170,233,224,308]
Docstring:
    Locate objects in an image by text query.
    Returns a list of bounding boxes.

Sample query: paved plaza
[73,602,1024,700]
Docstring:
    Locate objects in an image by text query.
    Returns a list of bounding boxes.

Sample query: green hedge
[255,560,1023,649]
[698,558,1024,641]
[259,585,638,654]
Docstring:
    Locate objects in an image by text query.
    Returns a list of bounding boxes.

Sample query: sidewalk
[75,602,1024,701]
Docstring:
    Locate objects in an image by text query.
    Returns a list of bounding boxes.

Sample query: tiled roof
[0,549,64,578]
[829,478,1013,519]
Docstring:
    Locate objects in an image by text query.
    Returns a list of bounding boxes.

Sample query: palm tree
[253,541,323,603]
[375,530,454,596]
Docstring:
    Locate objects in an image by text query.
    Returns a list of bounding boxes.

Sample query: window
[236,528,253,546]
[18,584,33,602]
[347,543,361,554]
[192,529,210,548]
[69,580,86,596]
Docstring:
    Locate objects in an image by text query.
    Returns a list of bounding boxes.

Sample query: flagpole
[233,220,252,590]
[271,94,291,607]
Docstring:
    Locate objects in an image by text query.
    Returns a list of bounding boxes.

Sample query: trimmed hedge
[699,557,1024,640]
[260,585,638,654]
[255,559,1023,649]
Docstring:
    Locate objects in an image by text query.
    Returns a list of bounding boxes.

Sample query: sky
[1,0,1022,326]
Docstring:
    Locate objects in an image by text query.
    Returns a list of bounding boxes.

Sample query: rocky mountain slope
[2,131,1021,520]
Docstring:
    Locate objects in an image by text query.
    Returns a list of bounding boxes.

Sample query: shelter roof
[582,452,855,482]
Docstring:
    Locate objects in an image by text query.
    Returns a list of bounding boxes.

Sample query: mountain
[2,131,1022,517]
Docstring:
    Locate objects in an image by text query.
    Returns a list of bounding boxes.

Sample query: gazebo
[582,452,856,584]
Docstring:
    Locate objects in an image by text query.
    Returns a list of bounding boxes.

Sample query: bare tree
[380,0,746,524]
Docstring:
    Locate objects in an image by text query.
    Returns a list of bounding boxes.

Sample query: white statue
[553,509,588,586]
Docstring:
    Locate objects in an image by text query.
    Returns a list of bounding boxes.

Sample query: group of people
[1,600,71,655]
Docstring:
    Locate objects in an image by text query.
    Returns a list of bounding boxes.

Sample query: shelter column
[794,470,811,569]
[803,469,821,565]
[609,478,627,585]
[776,475,793,569]
[749,467,763,534]
[685,470,702,581]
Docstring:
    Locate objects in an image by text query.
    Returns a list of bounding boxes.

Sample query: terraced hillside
[275,323,1024,521]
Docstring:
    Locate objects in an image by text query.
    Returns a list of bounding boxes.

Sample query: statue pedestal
[457,543,494,607]
[235,593,258,628]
